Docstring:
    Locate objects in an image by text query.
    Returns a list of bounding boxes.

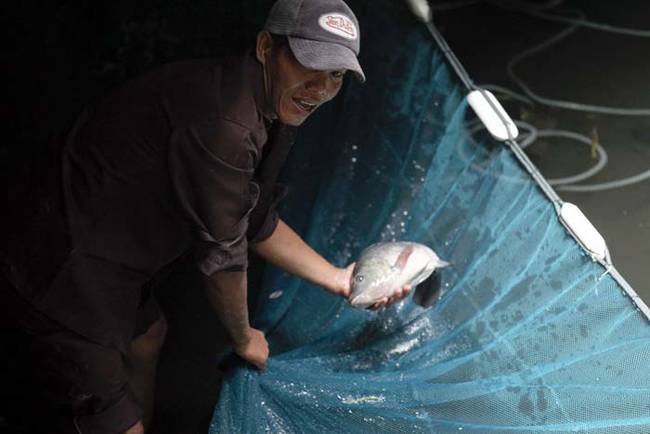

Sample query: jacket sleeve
[247,183,288,243]
[168,120,260,275]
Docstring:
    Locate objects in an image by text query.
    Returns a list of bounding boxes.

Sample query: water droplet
[351,157,357,163]
[403,211,409,216]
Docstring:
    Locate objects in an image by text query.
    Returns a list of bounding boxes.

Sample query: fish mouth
[348,294,373,309]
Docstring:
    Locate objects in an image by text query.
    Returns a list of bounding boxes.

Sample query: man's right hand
[234,327,269,371]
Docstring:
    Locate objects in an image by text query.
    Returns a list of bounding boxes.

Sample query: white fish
[348,242,449,309]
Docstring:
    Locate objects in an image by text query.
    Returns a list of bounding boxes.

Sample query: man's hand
[234,327,269,371]
[204,271,269,371]
[368,285,412,310]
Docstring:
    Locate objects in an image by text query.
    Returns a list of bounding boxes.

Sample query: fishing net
[209,2,650,432]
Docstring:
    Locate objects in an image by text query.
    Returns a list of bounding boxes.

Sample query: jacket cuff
[196,239,248,276]
[249,184,289,243]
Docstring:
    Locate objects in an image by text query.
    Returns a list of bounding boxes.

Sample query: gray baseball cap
[264,0,366,82]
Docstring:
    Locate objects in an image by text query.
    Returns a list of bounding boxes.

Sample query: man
[0,0,409,433]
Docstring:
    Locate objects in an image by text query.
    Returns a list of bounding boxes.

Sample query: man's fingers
[370,297,389,310]
[367,286,416,310]
[242,353,267,371]
[392,286,411,302]
[251,352,268,372]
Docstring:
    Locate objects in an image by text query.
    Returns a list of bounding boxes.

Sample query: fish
[348,241,450,309]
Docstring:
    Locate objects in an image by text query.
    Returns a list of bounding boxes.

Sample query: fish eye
[356,275,364,282]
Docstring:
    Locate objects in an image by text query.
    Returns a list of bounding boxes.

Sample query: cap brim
[288,37,366,83]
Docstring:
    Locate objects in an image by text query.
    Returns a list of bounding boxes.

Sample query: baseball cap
[264,0,366,82]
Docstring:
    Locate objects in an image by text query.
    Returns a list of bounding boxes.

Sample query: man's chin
[278,112,309,127]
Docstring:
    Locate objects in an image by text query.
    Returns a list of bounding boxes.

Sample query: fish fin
[412,271,443,308]
[393,244,414,271]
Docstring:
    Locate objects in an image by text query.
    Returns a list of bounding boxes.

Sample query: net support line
[422,15,650,323]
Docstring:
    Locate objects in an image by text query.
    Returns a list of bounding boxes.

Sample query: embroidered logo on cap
[318,13,357,40]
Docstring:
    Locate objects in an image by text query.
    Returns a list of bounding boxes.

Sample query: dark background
[2,0,649,433]
[433,0,649,298]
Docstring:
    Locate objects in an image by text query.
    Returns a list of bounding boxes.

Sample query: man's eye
[330,70,346,80]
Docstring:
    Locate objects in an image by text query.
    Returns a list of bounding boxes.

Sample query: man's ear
[256,31,272,65]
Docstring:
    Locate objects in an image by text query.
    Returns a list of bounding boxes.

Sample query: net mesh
[209,2,650,432]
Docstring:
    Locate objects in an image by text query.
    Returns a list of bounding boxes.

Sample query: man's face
[258,33,346,126]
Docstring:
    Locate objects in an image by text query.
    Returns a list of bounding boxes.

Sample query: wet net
[209,2,650,433]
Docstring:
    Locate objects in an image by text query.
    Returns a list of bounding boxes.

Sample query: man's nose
[305,74,330,99]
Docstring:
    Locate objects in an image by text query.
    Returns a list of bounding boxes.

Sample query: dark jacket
[1,53,296,352]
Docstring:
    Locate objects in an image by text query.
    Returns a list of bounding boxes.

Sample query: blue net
[209,3,650,433]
